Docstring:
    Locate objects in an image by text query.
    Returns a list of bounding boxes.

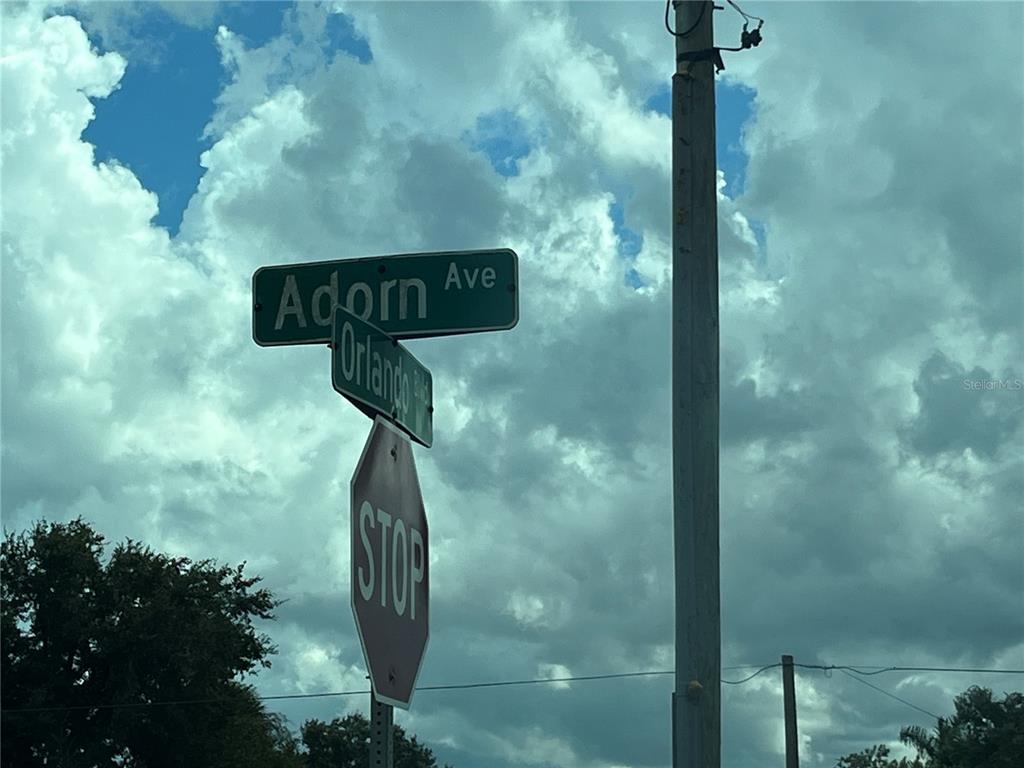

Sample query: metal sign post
[370,693,394,768]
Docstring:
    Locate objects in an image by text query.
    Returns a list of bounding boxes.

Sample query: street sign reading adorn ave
[351,418,429,710]
[331,306,432,448]
[252,248,518,346]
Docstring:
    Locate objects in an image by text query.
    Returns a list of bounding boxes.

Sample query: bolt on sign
[351,417,429,710]
[252,248,518,345]
[331,305,432,448]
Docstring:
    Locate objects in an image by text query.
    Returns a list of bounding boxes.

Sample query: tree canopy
[836,686,1024,768]
[1,518,449,767]
[301,713,447,768]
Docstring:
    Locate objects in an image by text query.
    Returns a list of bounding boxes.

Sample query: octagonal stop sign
[350,417,429,709]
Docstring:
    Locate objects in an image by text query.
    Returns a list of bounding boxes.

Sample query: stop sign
[350,417,429,709]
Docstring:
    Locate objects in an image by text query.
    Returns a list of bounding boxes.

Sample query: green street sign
[253,248,518,346]
[331,306,433,448]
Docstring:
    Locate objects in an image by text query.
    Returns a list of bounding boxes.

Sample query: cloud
[2,2,1021,767]
[901,350,1021,459]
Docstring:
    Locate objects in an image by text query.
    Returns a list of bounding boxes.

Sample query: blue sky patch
[643,84,670,117]
[76,5,227,235]
[716,80,756,197]
[464,109,532,177]
[749,217,768,268]
[749,218,767,250]
[609,199,643,259]
[609,194,646,288]
[220,1,289,50]
[644,79,756,199]
[324,10,372,64]
[66,2,370,236]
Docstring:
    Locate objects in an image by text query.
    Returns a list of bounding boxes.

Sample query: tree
[206,682,305,768]
[900,686,1024,768]
[836,744,923,768]
[300,712,450,768]
[1,518,293,767]
[1,518,453,767]
[301,714,368,768]
[836,686,1024,768]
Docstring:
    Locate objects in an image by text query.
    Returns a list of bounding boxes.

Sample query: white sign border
[349,416,430,710]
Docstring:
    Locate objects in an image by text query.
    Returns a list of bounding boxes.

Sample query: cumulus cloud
[2,2,1021,767]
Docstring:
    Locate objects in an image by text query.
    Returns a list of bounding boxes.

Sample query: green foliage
[0,518,453,768]
[301,714,369,768]
[1,518,286,767]
[836,744,924,768]
[1,518,452,768]
[208,683,305,768]
[300,712,450,768]
[899,686,1024,768]
[836,686,1024,768]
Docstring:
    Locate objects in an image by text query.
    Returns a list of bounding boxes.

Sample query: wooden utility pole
[671,2,720,767]
[782,655,799,768]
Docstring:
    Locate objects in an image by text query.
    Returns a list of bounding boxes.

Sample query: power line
[664,0,706,38]
[4,672,680,715]
[795,662,1024,723]
[726,0,764,25]
[722,663,781,684]
[2,663,1021,715]
[713,661,1024,687]
[837,668,941,720]
[796,663,1024,677]
[419,669,672,692]
[1,691,374,716]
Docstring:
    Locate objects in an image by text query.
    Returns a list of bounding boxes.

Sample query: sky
[1,1,1022,766]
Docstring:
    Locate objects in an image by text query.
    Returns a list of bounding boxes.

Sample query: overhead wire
[726,0,764,24]
[3,662,1020,715]
[664,0,766,63]
[420,669,670,691]
[721,663,781,684]
[664,0,706,38]
[838,668,941,720]
[796,663,1024,677]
